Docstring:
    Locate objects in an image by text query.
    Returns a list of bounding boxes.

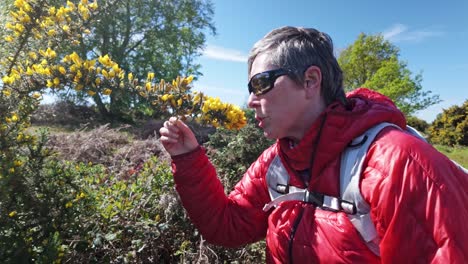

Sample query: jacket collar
[278,88,406,179]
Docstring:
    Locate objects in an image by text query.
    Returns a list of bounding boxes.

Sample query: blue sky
[193,0,468,122]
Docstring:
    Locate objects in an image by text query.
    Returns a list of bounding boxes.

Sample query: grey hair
[248,26,345,105]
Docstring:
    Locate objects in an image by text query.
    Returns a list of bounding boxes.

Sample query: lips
[256,116,266,128]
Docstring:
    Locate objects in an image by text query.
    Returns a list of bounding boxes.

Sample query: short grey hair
[248,26,345,105]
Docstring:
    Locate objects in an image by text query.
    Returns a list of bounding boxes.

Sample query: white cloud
[383,24,443,43]
[202,45,248,63]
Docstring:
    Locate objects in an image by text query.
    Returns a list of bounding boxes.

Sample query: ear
[303,65,322,99]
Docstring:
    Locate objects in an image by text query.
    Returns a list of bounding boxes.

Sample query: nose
[247,92,259,109]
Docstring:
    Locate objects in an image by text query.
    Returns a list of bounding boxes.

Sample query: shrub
[406,115,429,134]
[428,100,468,146]
[202,119,274,262]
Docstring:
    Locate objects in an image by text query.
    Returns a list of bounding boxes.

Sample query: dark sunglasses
[248,68,294,96]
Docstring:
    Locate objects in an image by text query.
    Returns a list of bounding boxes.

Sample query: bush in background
[406,115,430,134]
[428,100,468,146]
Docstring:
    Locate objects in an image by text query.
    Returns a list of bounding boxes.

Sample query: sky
[192,0,468,122]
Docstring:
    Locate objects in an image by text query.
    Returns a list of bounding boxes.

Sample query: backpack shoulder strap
[340,122,400,256]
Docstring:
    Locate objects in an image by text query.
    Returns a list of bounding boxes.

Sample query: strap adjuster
[303,191,324,206]
[303,190,357,215]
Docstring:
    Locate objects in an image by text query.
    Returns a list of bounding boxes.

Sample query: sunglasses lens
[249,72,271,95]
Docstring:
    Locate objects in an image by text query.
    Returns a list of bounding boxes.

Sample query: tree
[0,0,243,260]
[59,0,216,121]
[338,33,441,116]
[428,100,468,146]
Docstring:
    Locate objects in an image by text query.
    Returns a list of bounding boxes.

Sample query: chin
[263,131,277,140]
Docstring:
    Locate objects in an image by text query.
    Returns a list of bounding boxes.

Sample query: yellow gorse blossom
[9,211,17,217]
[2,89,12,97]
[32,92,41,99]
[11,113,19,122]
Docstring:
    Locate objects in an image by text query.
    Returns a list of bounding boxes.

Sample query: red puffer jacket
[171,88,468,263]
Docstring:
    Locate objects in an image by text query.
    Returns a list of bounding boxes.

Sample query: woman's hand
[159,117,199,156]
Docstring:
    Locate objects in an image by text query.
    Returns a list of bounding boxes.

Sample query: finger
[159,135,179,144]
[163,120,180,134]
[159,126,179,140]
[174,119,193,135]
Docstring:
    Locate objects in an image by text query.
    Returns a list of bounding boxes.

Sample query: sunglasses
[248,68,294,96]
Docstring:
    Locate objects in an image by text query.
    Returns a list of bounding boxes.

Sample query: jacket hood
[278,88,406,180]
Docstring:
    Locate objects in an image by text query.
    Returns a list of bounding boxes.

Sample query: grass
[435,145,468,168]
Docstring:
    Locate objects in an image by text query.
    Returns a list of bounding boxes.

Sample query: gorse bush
[428,100,468,146]
[202,116,274,262]
[0,0,246,262]
[206,122,274,192]
[406,115,430,134]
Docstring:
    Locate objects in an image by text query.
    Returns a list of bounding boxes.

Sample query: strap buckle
[303,190,357,215]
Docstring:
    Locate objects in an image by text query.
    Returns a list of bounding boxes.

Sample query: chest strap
[263,189,356,214]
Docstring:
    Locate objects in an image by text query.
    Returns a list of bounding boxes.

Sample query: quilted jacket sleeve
[361,128,468,263]
[171,146,273,247]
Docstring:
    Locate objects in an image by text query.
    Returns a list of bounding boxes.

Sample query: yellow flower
[65,202,73,208]
[9,211,17,217]
[127,72,133,81]
[45,48,57,59]
[98,55,112,67]
[49,6,56,15]
[53,77,60,86]
[184,75,194,85]
[147,72,155,80]
[88,1,98,10]
[9,168,15,173]
[2,76,14,85]
[161,94,169,101]
[32,92,41,99]
[28,51,37,60]
[87,90,96,96]
[26,67,34,75]
[94,78,101,85]
[58,66,66,75]
[4,36,14,42]
[14,160,22,167]
[2,89,11,97]
[47,29,56,36]
[103,88,112,95]
[11,113,19,122]
[177,98,183,106]
[145,82,151,91]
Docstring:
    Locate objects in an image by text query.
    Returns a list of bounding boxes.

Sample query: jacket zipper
[288,205,305,263]
[287,114,327,263]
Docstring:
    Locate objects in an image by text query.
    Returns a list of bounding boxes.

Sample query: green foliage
[203,120,273,262]
[65,0,216,121]
[338,33,441,116]
[205,122,274,192]
[406,115,430,134]
[0,129,96,263]
[428,100,468,146]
